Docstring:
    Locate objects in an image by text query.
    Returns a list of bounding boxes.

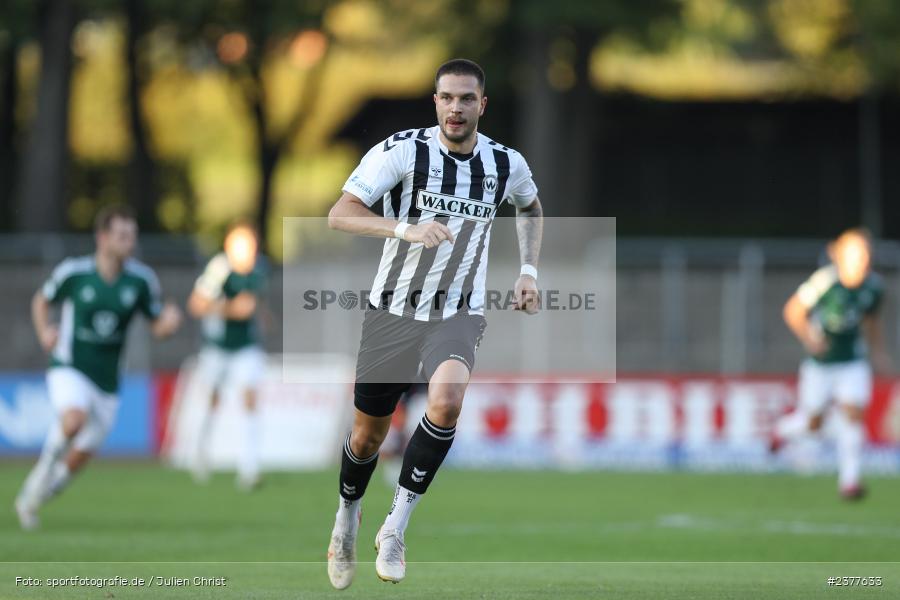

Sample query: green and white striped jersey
[796,265,883,364]
[42,255,163,393]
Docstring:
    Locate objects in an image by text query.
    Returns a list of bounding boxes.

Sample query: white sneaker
[14,495,40,531]
[235,472,263,492]
[374,527,406,583]
[327,514,360,590]
[191,453,211,484]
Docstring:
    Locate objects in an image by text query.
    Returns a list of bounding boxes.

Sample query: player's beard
[440,118,477,145]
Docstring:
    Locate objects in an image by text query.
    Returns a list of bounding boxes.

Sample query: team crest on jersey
[92,311,119,337]
[416,190,495,223]
[483,174,498,194]
[80,285,96,303]
[120,286,137,308]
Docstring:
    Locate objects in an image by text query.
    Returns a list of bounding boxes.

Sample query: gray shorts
[353,305,486,417]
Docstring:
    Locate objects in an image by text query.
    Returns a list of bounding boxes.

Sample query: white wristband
[520,264,538,280]
[394,222,410,240]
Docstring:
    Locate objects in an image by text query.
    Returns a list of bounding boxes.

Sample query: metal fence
[2,233,899,376]
[616,238,900,374]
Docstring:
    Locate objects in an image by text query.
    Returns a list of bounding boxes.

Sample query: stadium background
[2,1,900,598]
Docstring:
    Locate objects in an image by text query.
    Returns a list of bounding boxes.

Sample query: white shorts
[196,345,266,393]
[797,358,872,415]
[47,367,119,452]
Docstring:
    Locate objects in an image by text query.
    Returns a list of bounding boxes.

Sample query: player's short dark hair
[94,204,136,232]
[435,58,485,92]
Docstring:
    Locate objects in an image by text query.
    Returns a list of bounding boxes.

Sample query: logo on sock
[342,483,356,495]
[411,467,427,483]
[388,487,400,515]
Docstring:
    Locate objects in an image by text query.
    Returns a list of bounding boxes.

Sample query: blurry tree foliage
[131,0,502,252]
[504,0,680,216]
[593,0,900,98]
[4,0,900,236]
[14,0,76,232]
[0,0,36,231]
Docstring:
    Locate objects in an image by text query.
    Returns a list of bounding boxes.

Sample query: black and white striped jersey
[342,125,538,322]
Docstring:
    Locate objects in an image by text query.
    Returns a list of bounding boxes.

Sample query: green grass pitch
[1,462,898,599]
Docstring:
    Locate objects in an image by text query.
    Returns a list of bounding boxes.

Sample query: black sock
[339,434,378,501]
[398,415,456,494]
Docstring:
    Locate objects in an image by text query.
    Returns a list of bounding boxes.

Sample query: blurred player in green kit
[773,228,891,499]
[15,205,182,530]
[187,222,269,490]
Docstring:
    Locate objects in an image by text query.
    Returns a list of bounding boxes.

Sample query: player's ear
[479,95,487,116]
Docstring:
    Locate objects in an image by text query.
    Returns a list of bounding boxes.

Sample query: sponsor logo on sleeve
[348,175,375,196]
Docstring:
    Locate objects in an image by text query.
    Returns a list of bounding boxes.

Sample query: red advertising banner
[150,370,900,470]
[461,375,900,445]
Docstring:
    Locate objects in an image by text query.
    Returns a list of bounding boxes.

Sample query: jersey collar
[435,129,481,162]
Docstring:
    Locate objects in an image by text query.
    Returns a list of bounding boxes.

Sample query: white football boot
[374,526,406,583]
[235,472,263,492]
[14,494,40,531]
[190,450,211,484]
[327,510,360,589]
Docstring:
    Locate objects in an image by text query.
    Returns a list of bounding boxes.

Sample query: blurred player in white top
[187,223,269,490]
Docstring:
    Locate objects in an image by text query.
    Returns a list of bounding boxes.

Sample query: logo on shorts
[92,311,119,338]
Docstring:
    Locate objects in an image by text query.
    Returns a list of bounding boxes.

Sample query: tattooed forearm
[516,197,543,267]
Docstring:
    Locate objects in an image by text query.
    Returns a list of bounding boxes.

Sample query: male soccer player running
[325,58,543,587]
[15,205,182,529]
[187,222,268,490]
[773,228,890,499]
